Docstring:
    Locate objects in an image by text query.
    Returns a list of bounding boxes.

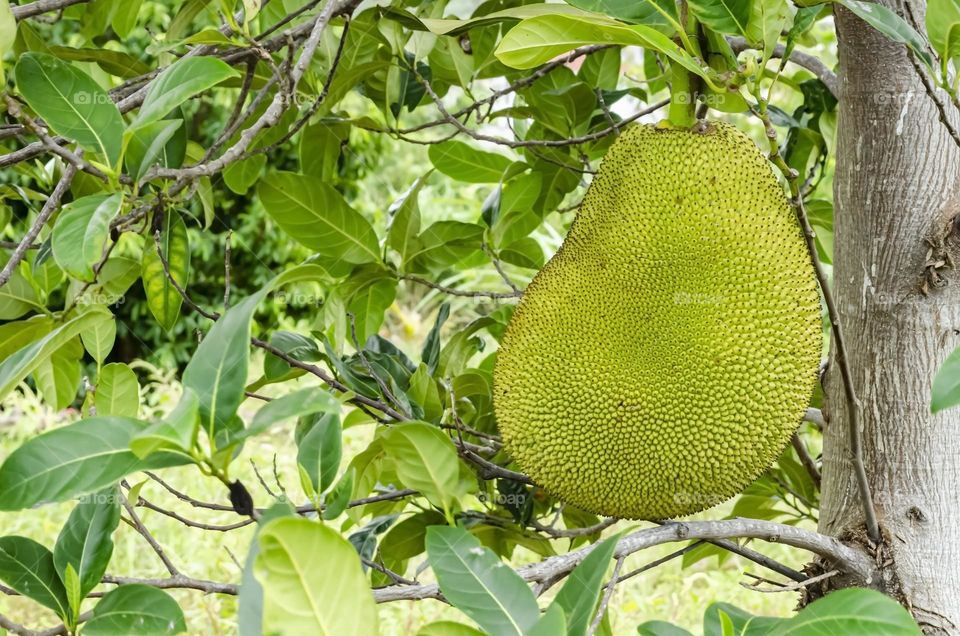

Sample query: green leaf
[95,362,140,418]
[254,517,379,635]
[53,486,121,599]
[0,536,70,619]
[258,171,381,264]
[182,265,328,438]
[381,422,461,516]
[530,604,567,636]
[47,46,150,79]
[0,416,180,510]
[0,311,110,403]
[111,0,144,39]
[182,292,263,438]
[63,563,81,620]
[79,304,116,364]
[320,468,354,520]
[387,174,429,266]
[84,584,187,635]
[247,387,339,441]
[380,510,447,561]
[125,118,185,181]
[637,622,695,635]
[0,261,41,319]
[131,387,200,458]
[0,0,15,83]
[495,14,712,87]
[425,526,539,636]
[51,193,123,282]
[835,0,932,68]
[382,4,598,36]
[296,413,342,495]
[0,316,52,361]
[141,210,189,332]
[773,588,921,635]
[563,0,678,28]
[687,0,752,36]
[418,622,487,636]
[928,0,960,63]
[551,534,620,636]
[405,221,485,271]
[14,53,124,166]
[132,56,239,129]
[931,345,960,412]
[746,0,790,59]
[33,339,82,410]
[428,141,513,183]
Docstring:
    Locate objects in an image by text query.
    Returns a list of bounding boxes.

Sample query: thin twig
[121,495,181,575]
[587,555,625,636]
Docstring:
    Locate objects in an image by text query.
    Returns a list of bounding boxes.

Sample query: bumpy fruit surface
[493,122,822,519]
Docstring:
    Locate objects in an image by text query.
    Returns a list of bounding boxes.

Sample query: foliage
[0,0,941,633]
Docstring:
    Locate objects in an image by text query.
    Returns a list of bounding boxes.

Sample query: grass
[0,360,804,635]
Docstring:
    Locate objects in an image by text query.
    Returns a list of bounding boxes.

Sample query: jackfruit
[493,122,822,519]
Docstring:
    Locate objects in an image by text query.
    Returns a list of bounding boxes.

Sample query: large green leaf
[495,14,712,86]
[254,517,379,635]
[835,0,932,68]
[563,0,678,28]
[131,56,239,129]
[95,362,140,417]
[33,337,82,410]
[79,305,116,364]
[0,416,181,510]
[687,0,751,36]
[258,171,380,264]
[381,422,461,516]
[701,590,921,635]
[83,584,186,635]
[427,141,513,183]
[551,534,620,636]
[771,589,920,634]
[182,265,329,439]
[141,209,189,332]
[51,193,123,282]
[425,526,540,636]
[14,52,124,166]
[928,0,960,64]
[296,412,342,495]
[0,536,70,619]
[0,311,110,402]
[53,486,121,600]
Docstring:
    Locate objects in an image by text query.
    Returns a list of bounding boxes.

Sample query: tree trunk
[821,1,960,632]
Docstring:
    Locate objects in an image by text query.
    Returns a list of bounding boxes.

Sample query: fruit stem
[667,3,702,128]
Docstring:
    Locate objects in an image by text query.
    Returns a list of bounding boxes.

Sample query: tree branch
[0,164,77,288]
[372,518,876,603]
[11,0,89,20]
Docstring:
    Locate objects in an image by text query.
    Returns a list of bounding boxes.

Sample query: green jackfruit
[493,122,822,519]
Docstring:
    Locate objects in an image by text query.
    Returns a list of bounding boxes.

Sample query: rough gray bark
[822,2,960,632]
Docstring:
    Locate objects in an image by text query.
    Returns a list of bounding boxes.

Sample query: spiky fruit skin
[493,122,822,520]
